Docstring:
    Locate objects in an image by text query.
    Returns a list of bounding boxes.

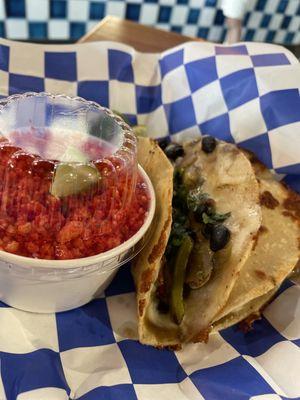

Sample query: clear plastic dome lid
[0,93,150,260]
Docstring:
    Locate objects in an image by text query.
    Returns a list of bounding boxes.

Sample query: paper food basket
[0,38,299,400]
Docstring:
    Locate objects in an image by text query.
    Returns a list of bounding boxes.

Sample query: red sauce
[0,137,150,260]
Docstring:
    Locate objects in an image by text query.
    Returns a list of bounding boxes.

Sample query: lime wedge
[50,163,100,198]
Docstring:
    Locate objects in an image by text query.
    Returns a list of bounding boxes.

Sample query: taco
[213,154,300,325]
[133,136,262,347]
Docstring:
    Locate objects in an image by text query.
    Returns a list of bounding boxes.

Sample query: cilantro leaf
[202,212,231,224]
[187,188,210,212]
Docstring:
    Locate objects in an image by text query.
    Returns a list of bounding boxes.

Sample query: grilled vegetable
[170,235,194,324]
[51,163,100,198]
[185,241,214,289]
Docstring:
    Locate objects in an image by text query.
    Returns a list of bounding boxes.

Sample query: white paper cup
[0,165,155,313]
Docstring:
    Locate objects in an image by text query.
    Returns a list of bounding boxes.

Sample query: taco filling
[133,136,263,347]
[156,137,233,325]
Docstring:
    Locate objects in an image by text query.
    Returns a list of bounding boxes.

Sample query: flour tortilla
[134,138,261,347]
[213,155,300,324]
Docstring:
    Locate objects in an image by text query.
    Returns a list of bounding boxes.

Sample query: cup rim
[0,91,137,164]
[0,164,155,269]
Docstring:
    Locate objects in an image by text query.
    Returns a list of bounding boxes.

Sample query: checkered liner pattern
[0,0,300,45]
[0,38,299,400]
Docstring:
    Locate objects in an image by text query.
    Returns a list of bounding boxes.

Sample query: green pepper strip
[171,235,194,324]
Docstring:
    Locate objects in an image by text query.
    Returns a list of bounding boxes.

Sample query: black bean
[158,137,170,150]
[202,136,217,154]
[164,143,184,160]
[210,224,230,252]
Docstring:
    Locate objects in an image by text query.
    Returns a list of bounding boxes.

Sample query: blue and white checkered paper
[0,38,299,400]
[1,0,300,45]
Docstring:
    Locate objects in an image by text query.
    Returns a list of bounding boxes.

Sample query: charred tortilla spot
[140,268,153,293]
[239,290,277,333]
[255,269,267,280]
[251,159,265,173]
[259,225,268,234]
[241,148,266,175]
[271,276,277,286]
[260,191,279,209]
[148,216,171,264]
[283,190,300,218]
[154,344,182,351]
[252,233,259,251]
[252,159,264,171]
[280,180,289,190]
[282,210,298,221]
[244,149,259,164]
[148,234,167,264]
[239,312,261,333]
[168,344,182,351]
[252,225,268,251]
[192,327,211,344]
[138,299,146,316]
